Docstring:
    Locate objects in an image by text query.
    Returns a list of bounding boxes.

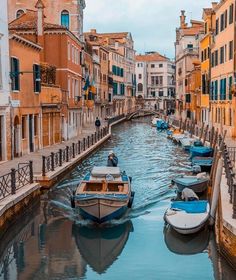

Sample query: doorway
[14,116,20,157]
[29,115,34,152]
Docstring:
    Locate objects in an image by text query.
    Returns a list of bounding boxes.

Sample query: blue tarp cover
[171,200,208,213]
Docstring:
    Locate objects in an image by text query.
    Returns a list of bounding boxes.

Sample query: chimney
[91,29,97,34]
[180,10,187,28]
[211,2,218,9]
[35,0,45,36]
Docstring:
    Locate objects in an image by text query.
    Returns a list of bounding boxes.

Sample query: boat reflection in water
[164,226,210,255]
[72,221,133,274]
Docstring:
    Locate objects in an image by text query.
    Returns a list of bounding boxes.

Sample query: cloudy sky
[84,0,212,59]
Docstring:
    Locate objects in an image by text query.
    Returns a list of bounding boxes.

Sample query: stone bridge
[127,109,159,120]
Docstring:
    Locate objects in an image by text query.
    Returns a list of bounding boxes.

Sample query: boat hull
[75,197,129,223]
[175,181,208,193]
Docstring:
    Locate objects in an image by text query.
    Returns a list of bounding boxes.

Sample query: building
[210,0,235,137]
[0,0,11,161]
[200,5,216,125]
[135,52,175,112]
[84,30,136,115]
[175,11,204,119]
[9,3,85,142]
[8,0,86,41]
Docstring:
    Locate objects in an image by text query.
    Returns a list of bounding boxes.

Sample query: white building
[0,0,10,161]
[136,52,175,111]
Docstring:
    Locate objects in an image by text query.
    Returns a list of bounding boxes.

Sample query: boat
[192,157,213,172]
[151,117,161,127]
[171,173,209,193]
[179,137,195,151]
[190,146,213,158]
[72,221,133,274]
[164,226,210,255]
[164,200,210,235]
[71,166,135,223]
[172,133,188,144]
[157,119,169,130]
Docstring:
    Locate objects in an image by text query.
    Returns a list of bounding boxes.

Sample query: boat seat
[91,166,121,178]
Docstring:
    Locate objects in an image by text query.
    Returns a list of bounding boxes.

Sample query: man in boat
[181,188,199,202]
[107,151,118,167]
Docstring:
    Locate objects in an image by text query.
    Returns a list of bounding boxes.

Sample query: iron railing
[222,144,236,219]
[42,127,109,176]
[0,161,33,201]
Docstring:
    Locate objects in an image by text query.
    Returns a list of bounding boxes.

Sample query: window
[186,94,191,103]
[214,80,218,100]
[201,51,204,62]
[229,4,234,24]
[112,65,117,75]
[16,10,24,18]
[204,22,208,34]
[159,64,163,68]
[138,74,142,79]
[202,74,206,94]
[34,115,38,136]
[22,116,27,139]
[216,19,219,35]
[204,49,207,61]
[113,82,118,95]
[220,13,224,31]
[220,46,224,64]
[61,10,69,29]
[215,50,218,66]
[11,57,20,91]
[229,76,233,100]
[33,64,41,93]
[68,76,71,97]
[187,44,193,49]
[151,64,155,68]
[67,42,70,60]
[120,68,124,77]
[0,44,2,89]
[138,83,143,92]
[225,10,228,29]
[229,41,233,60]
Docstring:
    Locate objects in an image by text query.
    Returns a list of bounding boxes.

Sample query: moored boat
[179,137,195,151]
[71,166,134,223]
[151,117,161,127]
[171,174,209,193]
[192,157,213,172]
[157,119,169,130]
[164,200,210,235]
[190,146,213,158]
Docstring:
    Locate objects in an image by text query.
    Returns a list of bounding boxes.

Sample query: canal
[0,119,236,280]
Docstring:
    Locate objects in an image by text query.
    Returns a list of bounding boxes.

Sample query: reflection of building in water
[0,203,86,279]
[73,221,133,274]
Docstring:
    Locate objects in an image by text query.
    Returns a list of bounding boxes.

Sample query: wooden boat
[71,166,135,223]
[151,117,161,127]
[172,133,186,144]
[171,174,209,193]
[179,137,195,151]
[72,221,133,274]
[192,157,213,172]
[190,146,213,158]
[164,200,210,235]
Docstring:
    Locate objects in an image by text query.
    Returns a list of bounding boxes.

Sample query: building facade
[175,11,204,119]
[136,52,175,112]
[0,0,11,161]
[8,0,86,40]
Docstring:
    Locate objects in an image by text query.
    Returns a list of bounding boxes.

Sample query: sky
[84,0,212,59]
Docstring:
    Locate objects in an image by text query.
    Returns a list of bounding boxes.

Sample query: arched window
[61,10,69,29]
[16,9,24,18]
[138,83,143,92]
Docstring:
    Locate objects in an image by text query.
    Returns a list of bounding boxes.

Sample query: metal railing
[42,127,109,176]
[222,144,236,219]
[107,114,125,125]
[0,161,33,201]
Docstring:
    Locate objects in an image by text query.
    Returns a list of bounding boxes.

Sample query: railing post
[95,132,97,142]
[78,140,81,154]
[42,156,46,176]
[83,138,86,151]
[29,160,33,183]
[66,146,69,162]
[91,134,94,145]
[11,168,16,195]
[232,181,236,219]
[72,143,75,158]
[51,152,55,171]
[59,149,62,166]
[87,136,90,148]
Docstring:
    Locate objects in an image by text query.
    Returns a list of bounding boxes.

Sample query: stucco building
[135,52,175,112]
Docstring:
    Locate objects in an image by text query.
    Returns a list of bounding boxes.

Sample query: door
[0,116,2,161]
[29,115,34,152]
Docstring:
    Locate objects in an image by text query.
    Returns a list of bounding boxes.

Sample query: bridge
[127,109,160,120]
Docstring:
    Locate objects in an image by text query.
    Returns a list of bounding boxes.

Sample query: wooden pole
[203,125,209,145]
[199,123,205,141]
[213,129,219,150]
[210,126,215,148]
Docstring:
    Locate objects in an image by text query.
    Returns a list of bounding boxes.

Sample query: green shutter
[229,76,233,100]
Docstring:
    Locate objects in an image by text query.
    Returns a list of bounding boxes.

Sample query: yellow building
[200,5,216,125]
[210,0,235,137]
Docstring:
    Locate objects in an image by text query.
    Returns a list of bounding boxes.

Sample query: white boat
[179,137,195,150]
[151,117,161,127]
[164,200,210,235]
[172,134,186,143]
[71,166,134,223]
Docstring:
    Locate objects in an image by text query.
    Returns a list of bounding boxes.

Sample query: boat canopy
[171,200,208,214]
[91,166,121,178]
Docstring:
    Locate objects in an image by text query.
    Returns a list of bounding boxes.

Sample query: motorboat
[171,173,209,193]
[71,166,135,223]
[192,157,213,172]
[164,200,210,235]
[72,221,133,274]
[157,119,169,130]
[151,117,161,127]
[179,137,195,151]
[190,146,213,158]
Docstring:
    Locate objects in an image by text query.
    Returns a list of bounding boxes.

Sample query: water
[0,119,236,280]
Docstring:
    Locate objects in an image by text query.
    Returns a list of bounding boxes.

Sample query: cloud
[84,0,212,58]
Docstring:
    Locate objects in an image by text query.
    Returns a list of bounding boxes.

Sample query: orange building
[8,0,86,40]
[9,3,85,141]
